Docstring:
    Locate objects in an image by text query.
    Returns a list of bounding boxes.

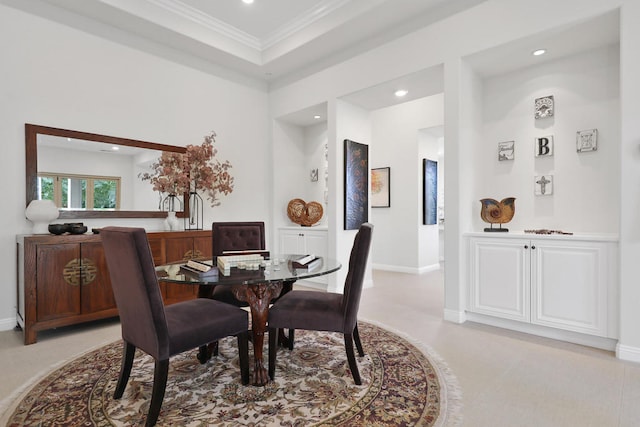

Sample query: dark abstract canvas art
[344,139,368,230]
[423,159,437,225]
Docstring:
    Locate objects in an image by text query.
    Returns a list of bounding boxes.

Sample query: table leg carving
[232,281,283,386]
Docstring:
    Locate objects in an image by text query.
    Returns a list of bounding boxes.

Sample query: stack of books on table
[180,260,219,279]
[291,254,322,271]
[217,251,269,275]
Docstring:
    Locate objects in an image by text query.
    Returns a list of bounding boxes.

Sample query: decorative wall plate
[535,95,554,119]
[498,141,514,161]
[534,175,553,195]
[577,129,598,152]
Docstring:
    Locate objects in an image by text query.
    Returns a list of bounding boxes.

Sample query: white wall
[272,120,307,227]
[270,0,640,359]
[369,95,444,272]
[303,122,329,222]
[0,4,270,329]
[473,45,620,233]
[418,129,442,270]
[332,100,372,293]
[271,119,328,232]
[618,0,640,362]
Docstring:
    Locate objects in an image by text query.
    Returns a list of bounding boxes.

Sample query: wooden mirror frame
[25,123,189,219]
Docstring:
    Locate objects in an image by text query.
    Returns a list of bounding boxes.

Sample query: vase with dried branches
[139,131,234,229]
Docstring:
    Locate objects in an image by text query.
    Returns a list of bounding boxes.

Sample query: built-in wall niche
[273,103,328,227]
[463,10,620,234]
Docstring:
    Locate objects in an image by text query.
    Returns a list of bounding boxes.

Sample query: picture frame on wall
[344,139,369,230]
[498,141,515,161]
[534,95,554,119]
[535,135,554,157]
[371,167,390,208]
[534,175,553,195]
[576,129,598,152]
[423,159,438,225]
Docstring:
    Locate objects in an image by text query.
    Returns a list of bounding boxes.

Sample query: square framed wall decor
[535,175,554,196]
[498,141,515,161]
[577,129,598,152]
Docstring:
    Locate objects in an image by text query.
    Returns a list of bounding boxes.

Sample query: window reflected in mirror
[37,173,120,210]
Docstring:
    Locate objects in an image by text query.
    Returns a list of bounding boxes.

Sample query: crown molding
[144,0,353,53]
[261,0,351,50]
[145,0,261,50]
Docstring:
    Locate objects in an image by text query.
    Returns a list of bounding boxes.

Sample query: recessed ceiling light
[532,49,546,56]
[242,0,254,4]
[111,146,120,151]
[313,115,321,120]
[395,89,408,97]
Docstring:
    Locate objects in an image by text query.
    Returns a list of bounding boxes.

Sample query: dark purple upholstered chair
[268,223,373,385]
[205,221,266,306]
[100,227,249,427]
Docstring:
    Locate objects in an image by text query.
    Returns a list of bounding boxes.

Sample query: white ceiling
[3,0,620,125]
[4,0,487,86]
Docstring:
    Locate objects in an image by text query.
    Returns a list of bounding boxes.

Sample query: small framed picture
[498,141,514,161]
[535,95,554,119]
[535,175,553,196]
[371,167,390,208]
[577,129,598,152]
[535,135,554,157]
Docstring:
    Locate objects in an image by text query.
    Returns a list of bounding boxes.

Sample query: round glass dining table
[156,255,341,386]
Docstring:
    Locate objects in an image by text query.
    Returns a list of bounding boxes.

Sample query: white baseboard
[0,317,17,331]
[465,312,618,352]
[616,343,640,362]
[443,309,466,324]
[372,263,440,274]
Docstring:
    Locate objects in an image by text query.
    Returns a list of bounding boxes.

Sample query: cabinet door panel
[469,238,529,322]
[304,231,328,258]
[193,236,212,260]
[36,244,81,321]
[163,237,198,303]
[301,230,328,285]
[80,242,116,313]
[165,238,195,262]
[147,237,165,266]
[280,231,303,254]
[531,242,607,335]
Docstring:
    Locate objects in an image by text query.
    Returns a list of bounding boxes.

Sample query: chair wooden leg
[268,327,277,380]
[146,359,169,427]
[197,341,220,364]
[114,341,135,399]
[344,333,362,385]
[288,329,295,350]
[237,331,250,385]
[353,323,365,357]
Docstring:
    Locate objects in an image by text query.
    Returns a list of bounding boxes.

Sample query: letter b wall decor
[535,135,554,157]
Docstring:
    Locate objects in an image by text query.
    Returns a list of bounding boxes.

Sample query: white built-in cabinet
[279,226,328,286]
[466,233,618,346]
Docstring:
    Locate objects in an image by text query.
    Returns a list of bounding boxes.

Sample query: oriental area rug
[3,322,462,426]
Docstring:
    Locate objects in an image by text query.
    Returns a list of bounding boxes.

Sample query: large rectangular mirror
[26,124,189,219]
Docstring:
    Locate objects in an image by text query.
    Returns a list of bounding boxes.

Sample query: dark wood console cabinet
[17,230,212,344]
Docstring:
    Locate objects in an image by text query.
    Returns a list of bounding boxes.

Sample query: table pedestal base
[232,281,283,386]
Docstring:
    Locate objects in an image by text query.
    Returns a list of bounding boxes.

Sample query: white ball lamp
[25,200,60,234]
